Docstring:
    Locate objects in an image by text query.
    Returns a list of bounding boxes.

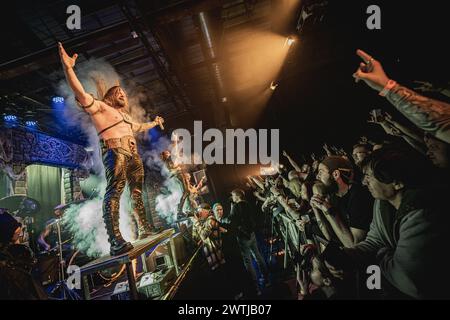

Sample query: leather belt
[100,135,138,155]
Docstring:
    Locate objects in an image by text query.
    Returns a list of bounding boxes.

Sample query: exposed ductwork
[196,10,230,129]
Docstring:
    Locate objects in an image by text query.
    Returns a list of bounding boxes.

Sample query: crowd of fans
[192,49,450,300]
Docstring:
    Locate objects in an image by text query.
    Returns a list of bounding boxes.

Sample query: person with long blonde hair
[58,42,165,256]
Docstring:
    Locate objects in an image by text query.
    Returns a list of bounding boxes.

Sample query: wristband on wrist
[379,80,397,97]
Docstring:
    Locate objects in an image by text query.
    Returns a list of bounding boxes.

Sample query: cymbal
[0,195,41,216]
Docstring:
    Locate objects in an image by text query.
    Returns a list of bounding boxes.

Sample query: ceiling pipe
[196,10,230,128]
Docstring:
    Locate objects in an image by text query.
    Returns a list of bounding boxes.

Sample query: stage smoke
[54,56,200,254]
[55,57,153,173]
[61,185,135,258]
[55,58,150,256]
[141,135,204,224]
[142,136,183,225]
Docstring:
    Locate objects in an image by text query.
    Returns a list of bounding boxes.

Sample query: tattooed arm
[353,49,450,144]
[369,113,427,155]
[385,85,450,143]
[282,150,302,172]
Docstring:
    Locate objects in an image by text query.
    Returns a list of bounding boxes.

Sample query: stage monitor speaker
[145,232,188,271]
[110,281,130,300]
[138,267,176,299]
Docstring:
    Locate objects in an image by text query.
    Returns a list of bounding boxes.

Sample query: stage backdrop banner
[26,165,62,232]
[0,170,13,198]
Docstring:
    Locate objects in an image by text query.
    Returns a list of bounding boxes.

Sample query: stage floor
[80,228,175,300]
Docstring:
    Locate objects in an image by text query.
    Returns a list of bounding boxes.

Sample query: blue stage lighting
[4,115,17,121]
[52,96,65,103]
[25,120,38,127]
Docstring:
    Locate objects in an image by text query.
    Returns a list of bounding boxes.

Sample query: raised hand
[270,185,281,197]
[369,115,401,136]
[331,145,340,154]
[323,143,332,155]
[154,116,165,129]
[353,49,390,91]
[338,148,347,156]
[58,42,78,69]
[368,113,382,124]
[155,116,164,124]
[383,111,393,121]
[413,80,436,92]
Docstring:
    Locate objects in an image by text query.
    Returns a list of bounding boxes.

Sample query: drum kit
[0,196,89,299]
[0,195,130,299]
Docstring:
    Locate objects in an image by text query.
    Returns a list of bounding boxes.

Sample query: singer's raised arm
[58,42,103,115]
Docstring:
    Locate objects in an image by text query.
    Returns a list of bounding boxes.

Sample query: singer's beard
[113,98,128,110]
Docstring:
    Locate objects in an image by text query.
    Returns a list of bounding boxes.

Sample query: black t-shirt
[229,200,257,240]
[336,183,374,231]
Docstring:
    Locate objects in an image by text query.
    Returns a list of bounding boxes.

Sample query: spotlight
[52,96,65,103]
[270,81,278,91]
[131,31,139,39]
[25,120,37,127]
[284,36,295,47]
[4,115,17,121]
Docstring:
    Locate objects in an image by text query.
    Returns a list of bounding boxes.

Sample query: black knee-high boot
[131,190,154,239]
[127,153,157,239]
[103,195,134,256]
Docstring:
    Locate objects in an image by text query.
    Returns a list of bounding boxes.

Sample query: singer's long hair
[102,86,129,112]
[91,76,129,112]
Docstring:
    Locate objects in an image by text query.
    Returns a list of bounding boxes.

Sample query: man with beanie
[0,208,23,245]
[1,208,47,299]
[311,156,374,248]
